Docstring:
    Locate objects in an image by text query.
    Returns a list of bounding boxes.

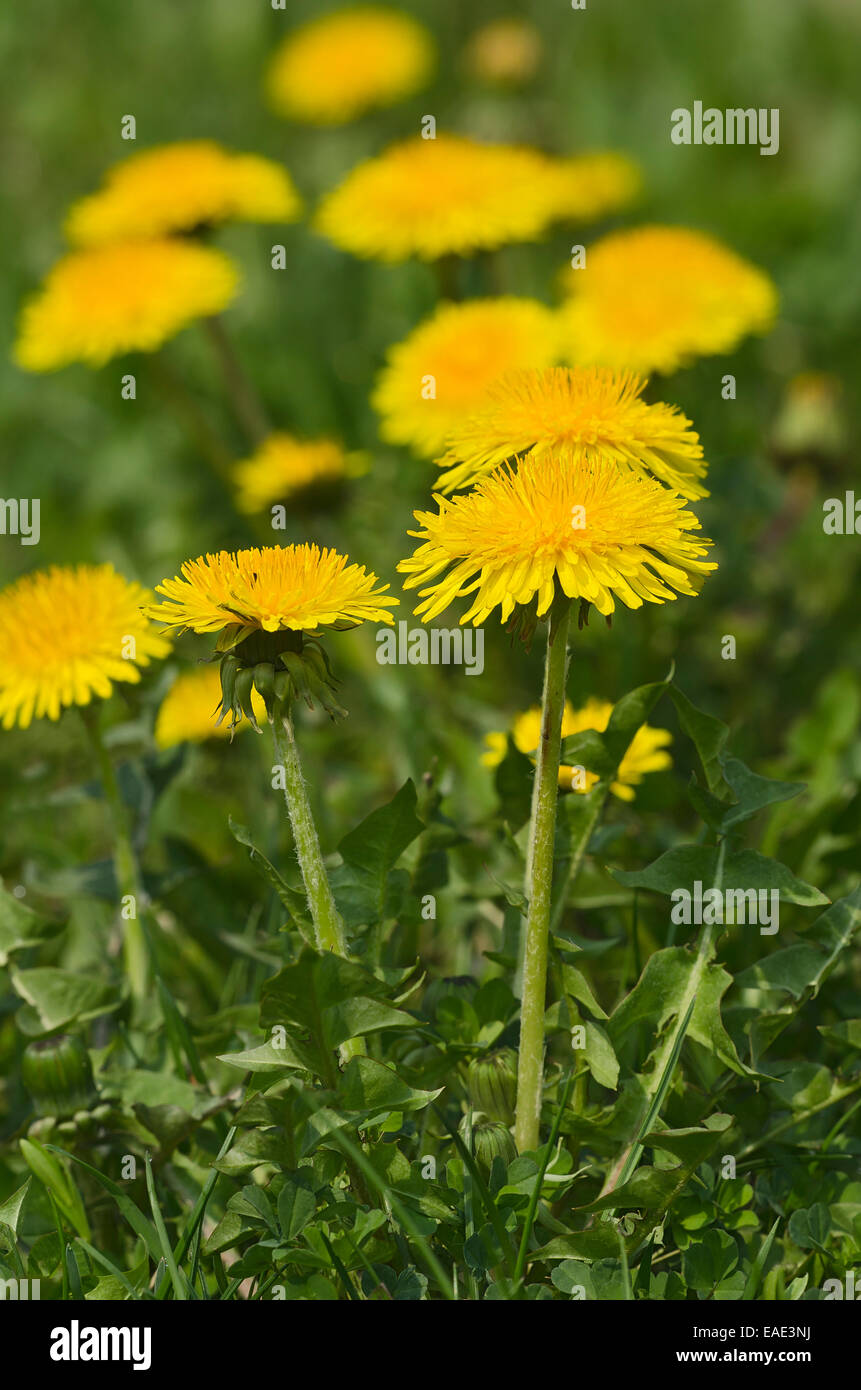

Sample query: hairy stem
[271,714,346,955]
[514,597,572,1153]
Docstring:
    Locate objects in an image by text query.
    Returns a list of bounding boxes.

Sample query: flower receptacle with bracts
[214,628,347,732]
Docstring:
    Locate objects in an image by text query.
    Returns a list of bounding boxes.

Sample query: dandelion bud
[467,1049,518,1125]
[460,1115,516,1172]
[21,1034,96,1118]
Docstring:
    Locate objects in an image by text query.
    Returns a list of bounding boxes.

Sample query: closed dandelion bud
[460,1115,516,1172]
[21,1034,96,1118]
[467,1049,518,1125]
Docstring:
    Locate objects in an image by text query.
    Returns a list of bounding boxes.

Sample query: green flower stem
[202,315,271,447]
[80,707,149,1001]
[433,253,463,302]
[271,713,347,957]
[514,596,572,1154]
[270,712,365,1066]
[150,353,234,485]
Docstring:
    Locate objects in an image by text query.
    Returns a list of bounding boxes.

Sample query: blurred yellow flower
[545,152,642,222]
[435,366,708,498]
[372,298,559,458]
[558,225,778,375]
[770,371,847,462]
[233,433,366,514]
[400,452,716,625]
[65,141,302,246]
[482,698,672,801]
[14,239,240,371]
[266,7,434,125]
[315,134,562,262]
[466,18,543,86]
[154,666,264,748]
[0,565,169,730]
[145,544,398,640]
[481,730,509,767]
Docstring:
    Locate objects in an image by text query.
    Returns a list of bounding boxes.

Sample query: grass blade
[144,1153,187,1301]
[46,1145,161,1263]
[76,1238,151,1301]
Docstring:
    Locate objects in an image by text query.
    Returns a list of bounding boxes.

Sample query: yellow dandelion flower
[545,152,642,222]
[557,225,778,375]
[480,730,509,768]
[373,298,560,458]
[145,544,398,640]
[399,453,716,626]
[314,134,562,262]
[435,366,708,499]
[0,565,170,730]
[65,141,302,247]
[466,19,543,86]
[154,666,265,749]
[233,433,366,514]
[13,239,239,372]
[265,7,434,125]
[484,698,671,801]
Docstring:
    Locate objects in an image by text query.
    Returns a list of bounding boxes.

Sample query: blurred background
[1,0,859,954]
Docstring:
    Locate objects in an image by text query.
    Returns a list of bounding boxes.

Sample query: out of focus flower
[545,152,641,222]
[65,141,302,246]
[482,697,672,800]
[155,666,264,748]
[265,7,434,125]
[0,564,169,729]
[315,134,562,262]
[465,18,542,86]
[557,225,777,375]
[232,433,366,514]
[14,239,239,371]
[770,372,848,464]
[373,298,559,457]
